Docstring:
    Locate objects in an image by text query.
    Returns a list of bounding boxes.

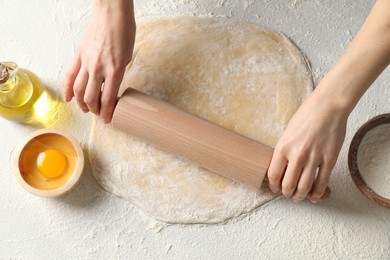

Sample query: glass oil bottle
[0,62,55,124]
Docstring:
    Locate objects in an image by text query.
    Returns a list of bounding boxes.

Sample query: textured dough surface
[89,16,313,224]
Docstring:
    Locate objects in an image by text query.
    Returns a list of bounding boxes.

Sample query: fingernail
[292,196,303,203]
[311,198,319,204]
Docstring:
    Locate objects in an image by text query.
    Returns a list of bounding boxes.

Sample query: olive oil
[0,62,54,124]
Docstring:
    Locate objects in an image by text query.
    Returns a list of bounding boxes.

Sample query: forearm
[268,0,389,203]
[313,0,390,116]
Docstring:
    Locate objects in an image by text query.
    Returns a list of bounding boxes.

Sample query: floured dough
[88,16,313,224]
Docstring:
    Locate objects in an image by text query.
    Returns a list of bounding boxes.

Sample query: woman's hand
[63,0,136,123]
[268,0,390,203]
[267,90,348,203]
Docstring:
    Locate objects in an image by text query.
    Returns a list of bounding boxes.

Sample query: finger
[100,74,122,124]
[291,163,317,202]
[84,74,104,115]
[310,162,332,203]
[281,160,303,198]
[73,68,89,113]
[267,149,288,193]
[63,56,81,102]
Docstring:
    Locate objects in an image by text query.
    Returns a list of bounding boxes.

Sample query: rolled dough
[88,16,313,224]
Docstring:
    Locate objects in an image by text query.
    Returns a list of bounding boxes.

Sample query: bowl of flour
[349,113,390,208]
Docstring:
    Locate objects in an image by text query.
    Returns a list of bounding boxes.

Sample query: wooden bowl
[13,128,84,197]
[348,113,390,208]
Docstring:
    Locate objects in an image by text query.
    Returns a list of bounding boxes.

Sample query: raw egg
[37,149,67,178]
[14,129,84,197]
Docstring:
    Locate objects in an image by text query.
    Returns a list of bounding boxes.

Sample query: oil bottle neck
[0,63,9,83]
[0,63,16,91]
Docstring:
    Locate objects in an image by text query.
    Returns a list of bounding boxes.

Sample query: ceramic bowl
[13,128,84,197]
[348,113,390,208]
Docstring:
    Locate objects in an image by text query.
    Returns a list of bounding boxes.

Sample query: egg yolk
[36,149,67,178]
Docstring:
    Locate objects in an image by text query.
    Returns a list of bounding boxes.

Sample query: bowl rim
[13,128,84,197]
[348,113,390,208]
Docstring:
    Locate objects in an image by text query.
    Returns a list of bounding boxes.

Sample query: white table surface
[1,0,389,259]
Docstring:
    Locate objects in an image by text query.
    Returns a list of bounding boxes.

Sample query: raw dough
[88,16,313,224]
[358,123,390,199]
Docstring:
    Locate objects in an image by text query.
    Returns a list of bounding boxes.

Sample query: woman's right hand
[63,0,136,124]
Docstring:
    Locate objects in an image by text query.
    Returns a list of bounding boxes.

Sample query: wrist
[318,81,357,116]
[308,78,355,121]
[94,0,134,15]
[313,54,375,118]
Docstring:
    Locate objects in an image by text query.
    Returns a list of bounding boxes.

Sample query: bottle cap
[0,63,9,83]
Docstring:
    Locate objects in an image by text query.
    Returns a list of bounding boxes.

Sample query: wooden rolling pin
[112,88,330,199]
